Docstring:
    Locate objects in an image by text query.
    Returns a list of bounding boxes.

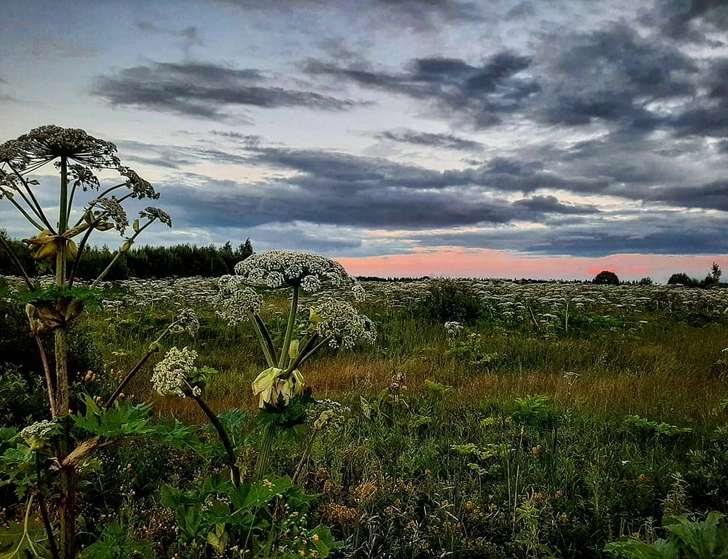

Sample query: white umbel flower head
[170,307,200,337]
[212,275,263,326]
[310,298,377,349]
[234,250,363,297]
[151,346,198,397]
[21,420,59,451]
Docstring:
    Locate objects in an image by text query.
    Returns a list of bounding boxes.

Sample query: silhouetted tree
[592,270,619,285]
[667,272,697,287]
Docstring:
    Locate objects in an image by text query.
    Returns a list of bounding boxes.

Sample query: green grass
[3,278,728,557]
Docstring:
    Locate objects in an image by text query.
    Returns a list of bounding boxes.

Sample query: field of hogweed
[3,273,728,558]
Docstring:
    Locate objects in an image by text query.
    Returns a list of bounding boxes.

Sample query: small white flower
[151,346,198,398]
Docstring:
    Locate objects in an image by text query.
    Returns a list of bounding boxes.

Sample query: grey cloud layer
[74,0,728,259]
[93,61,363,119]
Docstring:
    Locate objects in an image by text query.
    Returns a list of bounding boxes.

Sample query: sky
[1,0,728,282]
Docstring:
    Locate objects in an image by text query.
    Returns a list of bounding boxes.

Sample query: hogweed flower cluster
[310,298,377,349]
[170,307,200,337]
[234,250,365,300]
[151,346,200,398]
[213,250,376,413]
[21,419,59,451]
[212,275,263,326]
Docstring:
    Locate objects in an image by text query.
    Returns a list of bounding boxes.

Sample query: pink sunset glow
[336,249,728,283]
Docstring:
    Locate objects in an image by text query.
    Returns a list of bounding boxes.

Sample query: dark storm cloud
[304,51,538,128]
[511,195,599,215]
[408,212,728,257]
[149,138,610,234]
[93,61,363,119]
[376,129,482,151]
[650,0,728,42]
[538,22,697,128]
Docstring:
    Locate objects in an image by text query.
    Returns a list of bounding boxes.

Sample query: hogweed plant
[150,346,242,486]
[0,125,171,559]
[213,250,375,478]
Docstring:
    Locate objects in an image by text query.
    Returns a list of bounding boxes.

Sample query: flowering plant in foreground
[213,250,376,477]
[0,125,171,559]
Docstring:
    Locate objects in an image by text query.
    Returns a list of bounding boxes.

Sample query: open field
[2,276,728,558]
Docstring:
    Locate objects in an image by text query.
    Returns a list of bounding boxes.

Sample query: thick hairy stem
[56,156,76,559]
[34,335,56,418]
[193,396,241,487]
[278,285,299,369]
[54,328,75,559]
[36,454,59,559]
[254,423,276,480]
[0,234,34,290]
[58,462,76,559]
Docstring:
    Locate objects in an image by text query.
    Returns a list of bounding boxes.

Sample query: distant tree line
[591,262,724,288]
[0,230,253,279]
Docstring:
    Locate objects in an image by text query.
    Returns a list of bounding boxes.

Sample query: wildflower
[118,166,159,200]
[21,420,59,451]
[170,308,200,337]
[234,250,363,296]
[211,275,262,326]
[444,321,464,338]
[0,125,119,171]
[139,206,172,228]
[263,479,275,489]
[90,196,128,234]
[150,347,198,397]
[309,298,376,349]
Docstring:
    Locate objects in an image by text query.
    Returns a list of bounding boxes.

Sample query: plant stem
[286,336,330,374]
[193,395,241,487]
[293,430,319,485]
[0,234,34,290]
[253,313,278,366]
[105,345,160,408]
[68,217,99,287]
[56,155,75,559]
[250,314,276,368]
[11,163,55,231]
[254,423,276,480]
[278,285,299,369]
[91,220,152,288]
[36,453,59,559]
[35,335,56,418]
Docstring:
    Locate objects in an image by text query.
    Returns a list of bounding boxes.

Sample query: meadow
[3,274,728,558]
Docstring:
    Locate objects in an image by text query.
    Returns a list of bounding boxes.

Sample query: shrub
[416,279,483,325]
